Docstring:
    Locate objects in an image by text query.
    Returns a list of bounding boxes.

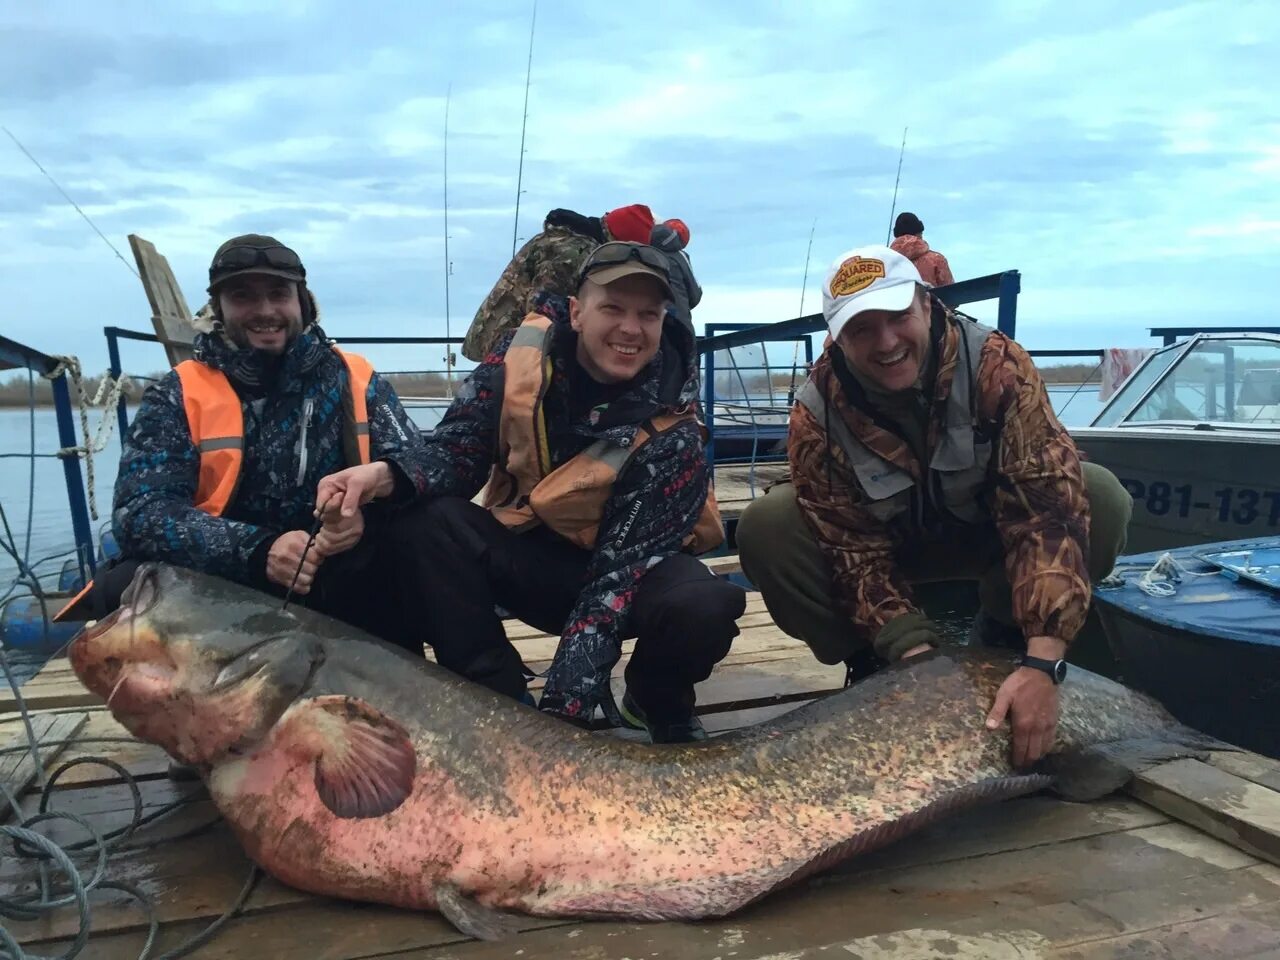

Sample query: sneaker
[618,689,708,744]
[968,611,1025,650]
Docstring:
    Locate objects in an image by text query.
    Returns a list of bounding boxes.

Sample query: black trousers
[393,497,745,722]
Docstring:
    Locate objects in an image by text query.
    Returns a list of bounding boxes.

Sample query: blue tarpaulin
[1093,536,1280,647]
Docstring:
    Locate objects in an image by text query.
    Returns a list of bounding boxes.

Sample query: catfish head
[69,562,325,769]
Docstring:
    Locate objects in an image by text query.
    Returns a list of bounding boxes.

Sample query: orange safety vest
[481,314,724,554]
[176,348,374,516]
[53,347,374,621]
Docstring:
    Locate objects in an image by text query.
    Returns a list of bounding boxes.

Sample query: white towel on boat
[1099,347,1157,401]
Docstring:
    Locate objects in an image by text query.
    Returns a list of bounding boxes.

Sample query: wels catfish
[69,563,1222,939]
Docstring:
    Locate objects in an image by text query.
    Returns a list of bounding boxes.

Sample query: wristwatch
[1019,654,1068,684]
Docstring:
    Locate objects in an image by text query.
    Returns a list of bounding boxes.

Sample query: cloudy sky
[2,0,1277,381]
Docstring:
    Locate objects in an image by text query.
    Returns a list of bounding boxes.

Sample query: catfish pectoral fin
[1043,733,1226,803]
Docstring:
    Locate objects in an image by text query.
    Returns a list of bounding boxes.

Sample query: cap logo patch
[830,257,885,297]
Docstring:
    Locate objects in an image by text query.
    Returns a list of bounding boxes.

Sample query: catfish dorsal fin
[279,695,416,819]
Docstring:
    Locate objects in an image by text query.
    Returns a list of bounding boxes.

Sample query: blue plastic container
[0,596,81,652]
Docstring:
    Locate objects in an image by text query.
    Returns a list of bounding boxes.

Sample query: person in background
[889,212,955,287]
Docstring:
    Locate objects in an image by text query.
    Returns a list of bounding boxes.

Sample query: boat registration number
[1117,479,1280,527]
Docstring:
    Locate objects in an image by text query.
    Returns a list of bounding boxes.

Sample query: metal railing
[0,333,97,587]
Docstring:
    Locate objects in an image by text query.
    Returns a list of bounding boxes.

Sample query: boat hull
[1070,427,1280,554]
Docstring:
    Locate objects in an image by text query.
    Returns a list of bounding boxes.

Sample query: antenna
[3,126,140,279]
[511,0,537,257]
[885,126,908,245]
[443,83,455,397]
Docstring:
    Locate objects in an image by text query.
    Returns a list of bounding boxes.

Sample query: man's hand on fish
[985,634,1066,767]
[315,461,396,519]
[314,506,364,558]
[266,529,324,594]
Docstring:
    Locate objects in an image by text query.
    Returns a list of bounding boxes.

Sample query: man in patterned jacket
[318,241,745,743]
[735,244,1133,768]
[58,234,434,654]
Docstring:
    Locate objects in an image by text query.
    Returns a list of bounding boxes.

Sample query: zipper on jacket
[296,397,314,486]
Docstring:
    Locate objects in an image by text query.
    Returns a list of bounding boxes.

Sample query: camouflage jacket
[423,293,708,720]
[462,213,607,362]
[890,235,955,287]
[789,302,1091,650]
[112,324,432,587]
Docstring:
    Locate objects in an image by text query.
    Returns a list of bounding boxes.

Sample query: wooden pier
[5,584,1280,959]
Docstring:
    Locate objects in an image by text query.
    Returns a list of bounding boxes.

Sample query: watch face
[1053,660,1068,683]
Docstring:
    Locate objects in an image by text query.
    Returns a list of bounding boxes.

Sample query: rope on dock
[42,356,134,522]
[0,646,260,959]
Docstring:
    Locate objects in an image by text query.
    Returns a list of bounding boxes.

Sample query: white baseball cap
[821,245,924,341]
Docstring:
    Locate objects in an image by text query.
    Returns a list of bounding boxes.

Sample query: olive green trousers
[735,462,1133,664]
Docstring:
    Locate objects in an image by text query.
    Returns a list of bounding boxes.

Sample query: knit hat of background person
[602,204,656,243]
[892,212,924,238]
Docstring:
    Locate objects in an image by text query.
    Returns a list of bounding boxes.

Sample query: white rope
[1129,551,1222,598]
[42,356,135,521]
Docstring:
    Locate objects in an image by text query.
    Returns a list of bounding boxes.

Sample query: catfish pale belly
[69,563,1219,937]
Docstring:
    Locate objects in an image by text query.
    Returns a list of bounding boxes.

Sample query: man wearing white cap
[736,245,1132,769]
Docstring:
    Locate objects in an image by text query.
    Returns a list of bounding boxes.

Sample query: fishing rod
[443,82,455,396]
[885,125,908,245]
[788,217,819,405]
[798,218,817,318]
[2,126,139,279]
[511,0,538,258]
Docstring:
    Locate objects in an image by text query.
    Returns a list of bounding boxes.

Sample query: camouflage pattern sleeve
[978,336,1091,645]
[461,228,597,362]
[788,400,920,643]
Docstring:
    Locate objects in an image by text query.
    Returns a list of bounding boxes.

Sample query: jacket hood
[890,234,931,262]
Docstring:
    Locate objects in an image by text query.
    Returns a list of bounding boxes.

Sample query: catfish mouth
[71,564,173,704]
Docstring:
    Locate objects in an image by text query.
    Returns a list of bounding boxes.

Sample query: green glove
[873,612,945,662]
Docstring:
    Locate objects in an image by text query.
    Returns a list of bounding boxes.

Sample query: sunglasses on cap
[210,244,305,278]
[575,241,672,287]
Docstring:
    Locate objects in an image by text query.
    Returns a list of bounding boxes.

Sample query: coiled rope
[41,357,135,522]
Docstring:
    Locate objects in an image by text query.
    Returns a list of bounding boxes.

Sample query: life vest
[53,347,374,621]
[797,317,994,526]
[176,348,374,516]
[481,314,724,554]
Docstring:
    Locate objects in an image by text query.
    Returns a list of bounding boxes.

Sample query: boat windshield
[1096,337,1280,428]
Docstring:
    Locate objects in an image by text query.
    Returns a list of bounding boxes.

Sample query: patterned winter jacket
[890,235,955,287]
[112,323,431,588]
[422,292,709,720]
[789,300,1091,655]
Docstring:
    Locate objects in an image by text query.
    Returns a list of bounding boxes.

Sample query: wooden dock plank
[0,791,1179,949]
[0,711,86,820]
[27,807,1272,959]
[1129,757,1280,868]
[10,570,1280,958]
[400,827,1279,960]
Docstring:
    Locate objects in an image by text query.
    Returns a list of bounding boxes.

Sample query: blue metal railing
[0,333,96,586]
